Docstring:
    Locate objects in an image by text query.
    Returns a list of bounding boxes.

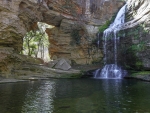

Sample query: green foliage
[98,11,118,33]
[126,24,149,40]
[135,61,143,69]
[70,29,81,45]
[98,20,111,33]
[129,41,146,52]
[126,24,149,53]
[22,22,50,59]
[123,23,150,70]
[98,9,121,35]
[126,27,141,40]
[126,42,145,71]
[131,71,150,76]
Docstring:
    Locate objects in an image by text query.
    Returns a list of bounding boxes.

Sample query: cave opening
[21,22,54,63]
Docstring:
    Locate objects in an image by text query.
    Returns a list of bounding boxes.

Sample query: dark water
[0,79,150,113]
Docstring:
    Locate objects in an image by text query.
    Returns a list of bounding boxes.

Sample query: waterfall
[94,4,127,79]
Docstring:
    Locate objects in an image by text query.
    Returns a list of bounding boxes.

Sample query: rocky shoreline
[0,63,103,83]
[124,74,150,82]
[0,63,84,83]
[1,63,150,84]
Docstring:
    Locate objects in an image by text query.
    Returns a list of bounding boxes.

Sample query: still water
[0,78,150,113]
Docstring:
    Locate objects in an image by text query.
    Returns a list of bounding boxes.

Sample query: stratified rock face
[0,0,25,52]
[0,0,43,75]
[0,0,124,75]
[45,0,124,25]
[45,0,124,64]
[46,19,104,64]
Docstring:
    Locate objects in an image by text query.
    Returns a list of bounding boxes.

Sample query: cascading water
[94,4,127,79]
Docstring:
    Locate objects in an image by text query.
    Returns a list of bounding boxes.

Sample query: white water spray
[95,4,127,79]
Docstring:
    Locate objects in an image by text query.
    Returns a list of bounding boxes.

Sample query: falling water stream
[95,4,127,79]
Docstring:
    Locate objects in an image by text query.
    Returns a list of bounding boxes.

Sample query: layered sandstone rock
[45,0,124,64]
[0,0,124,76]
[46,19,103,64]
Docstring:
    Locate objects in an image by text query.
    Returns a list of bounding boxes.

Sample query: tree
[22,22,53,61]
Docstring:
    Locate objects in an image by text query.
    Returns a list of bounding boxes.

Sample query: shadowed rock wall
[101,0,150,70]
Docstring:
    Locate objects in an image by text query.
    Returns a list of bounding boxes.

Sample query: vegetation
[126,24,148,52]
[61,73,83,78]
[131,71,150,76]
[120,23,150,70]
[98,10,118,33]
[98,20,111,33]
[22,22,54,61]
[128,41,146,52]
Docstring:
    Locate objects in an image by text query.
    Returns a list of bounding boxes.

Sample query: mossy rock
[98,20,111,33]
[131,71,150,77]
[59,72,84,79]
[127,71,150,81]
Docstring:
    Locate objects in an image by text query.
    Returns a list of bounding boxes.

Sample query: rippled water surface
[0,79,150,113]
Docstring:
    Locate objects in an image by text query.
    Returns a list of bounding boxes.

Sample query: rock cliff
[0,0,124,76]
[95,0,150,71]
[45,0,124,64]
[121,0,150,70]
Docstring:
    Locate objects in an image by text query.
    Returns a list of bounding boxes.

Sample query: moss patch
[98,20,111,33]
[60,72,84,79]
[131,71,150,77]
[119,23,150,70]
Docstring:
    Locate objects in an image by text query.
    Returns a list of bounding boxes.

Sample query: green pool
[0,78,150,113]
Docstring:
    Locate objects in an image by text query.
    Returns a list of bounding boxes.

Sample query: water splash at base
[94,64,125,79]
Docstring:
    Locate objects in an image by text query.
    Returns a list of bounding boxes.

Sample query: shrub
[98,20,111,33]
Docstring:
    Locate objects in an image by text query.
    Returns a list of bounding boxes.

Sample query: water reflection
[0,79,150,113]
[101,79,123,113]
[21,81,56,113]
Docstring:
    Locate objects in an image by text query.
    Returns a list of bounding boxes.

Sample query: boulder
[54,59,71,71]
[47,58,71,71]
[47,60,58,68]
